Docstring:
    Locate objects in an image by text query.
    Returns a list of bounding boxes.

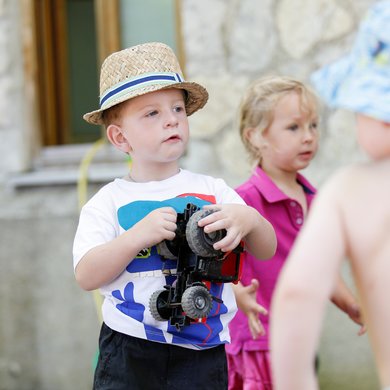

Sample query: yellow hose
[77,137,106,324]
[77,137,106,209]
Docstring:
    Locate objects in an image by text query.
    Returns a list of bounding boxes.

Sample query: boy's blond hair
[239,75,319,163]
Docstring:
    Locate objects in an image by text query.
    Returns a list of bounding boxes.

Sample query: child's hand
[133,207,177,248]
[345,302,366,336]
[233,279,267,339]
[331,276,366,336]
[198,204,251,252]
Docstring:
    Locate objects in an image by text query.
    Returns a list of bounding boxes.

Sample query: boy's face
[115,88,189,169]
[356,114,390,160]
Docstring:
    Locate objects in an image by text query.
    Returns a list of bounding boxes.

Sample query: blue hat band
[100,72,184,109]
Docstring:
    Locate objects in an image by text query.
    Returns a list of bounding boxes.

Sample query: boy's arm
[199,203,276,260]
[243,205,277,259]
[270,173,347,390]
[75,207,177,291]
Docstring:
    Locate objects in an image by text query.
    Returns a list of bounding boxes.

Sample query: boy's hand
[233,279,267,339]
[198,204,252,252]
[133,207,177,248]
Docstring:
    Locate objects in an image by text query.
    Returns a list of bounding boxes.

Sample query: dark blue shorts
[93,322,228,390]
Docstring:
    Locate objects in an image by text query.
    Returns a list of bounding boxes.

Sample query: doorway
[32,0,120,145]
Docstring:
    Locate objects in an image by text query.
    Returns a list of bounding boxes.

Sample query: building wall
[180,0,372,188]
[0,0,380,388]
[0,0,32,179]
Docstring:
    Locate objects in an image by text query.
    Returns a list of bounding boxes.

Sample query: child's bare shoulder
[331,160,390,258]
[320,160,390,202]
[310,161,390,245]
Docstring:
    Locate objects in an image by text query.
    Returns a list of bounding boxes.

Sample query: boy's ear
[106,125,132,153]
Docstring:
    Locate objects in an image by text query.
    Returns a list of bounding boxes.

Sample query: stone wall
[180,0,373,188]
[0,0,380,389]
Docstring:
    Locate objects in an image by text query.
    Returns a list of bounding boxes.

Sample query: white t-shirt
[73,169,245,349]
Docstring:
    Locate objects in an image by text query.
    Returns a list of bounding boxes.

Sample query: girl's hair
[239,75,319,163]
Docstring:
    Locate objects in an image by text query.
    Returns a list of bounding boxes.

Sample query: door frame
[21,0,120,147]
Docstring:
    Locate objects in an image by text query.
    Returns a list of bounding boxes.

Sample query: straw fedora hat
[83,42,209,125]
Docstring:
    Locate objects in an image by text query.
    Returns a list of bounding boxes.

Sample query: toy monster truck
[149,203,243,330]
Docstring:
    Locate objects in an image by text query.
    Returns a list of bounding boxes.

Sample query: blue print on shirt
[118,196,210,230]
[144,324,167,343]
[112,282,144,321]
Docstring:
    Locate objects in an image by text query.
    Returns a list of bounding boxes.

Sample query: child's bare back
[340,160,390,382]
[270,157,390,389]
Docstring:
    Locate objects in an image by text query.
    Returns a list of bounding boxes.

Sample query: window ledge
[5,143,129,191]
[6,163,128,190]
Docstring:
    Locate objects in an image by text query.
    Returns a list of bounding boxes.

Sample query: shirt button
[296,217,303,225]
[290,201,297,207]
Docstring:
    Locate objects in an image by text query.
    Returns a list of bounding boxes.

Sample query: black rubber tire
[149,289,171,321]
[181,285,213,319]
[156,240,178,260]
[186,209,226,257]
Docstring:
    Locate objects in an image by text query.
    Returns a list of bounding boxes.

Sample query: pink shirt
[226,166,316,353]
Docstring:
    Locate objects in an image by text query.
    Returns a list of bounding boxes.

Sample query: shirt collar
[249,166,316,203]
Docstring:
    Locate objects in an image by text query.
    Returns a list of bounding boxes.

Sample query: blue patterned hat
[311,1,390,122]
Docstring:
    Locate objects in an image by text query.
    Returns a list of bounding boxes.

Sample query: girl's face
[356,114,390,160]
[259,92,319,174]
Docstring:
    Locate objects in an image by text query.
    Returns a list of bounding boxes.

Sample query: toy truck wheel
[149,290,171,321]
[186,209,226,257]
[181,285,213,319]
[156,240,178,260]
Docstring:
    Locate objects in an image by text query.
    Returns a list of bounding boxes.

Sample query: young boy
[270,2,390,389]
[73,42,276,389]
